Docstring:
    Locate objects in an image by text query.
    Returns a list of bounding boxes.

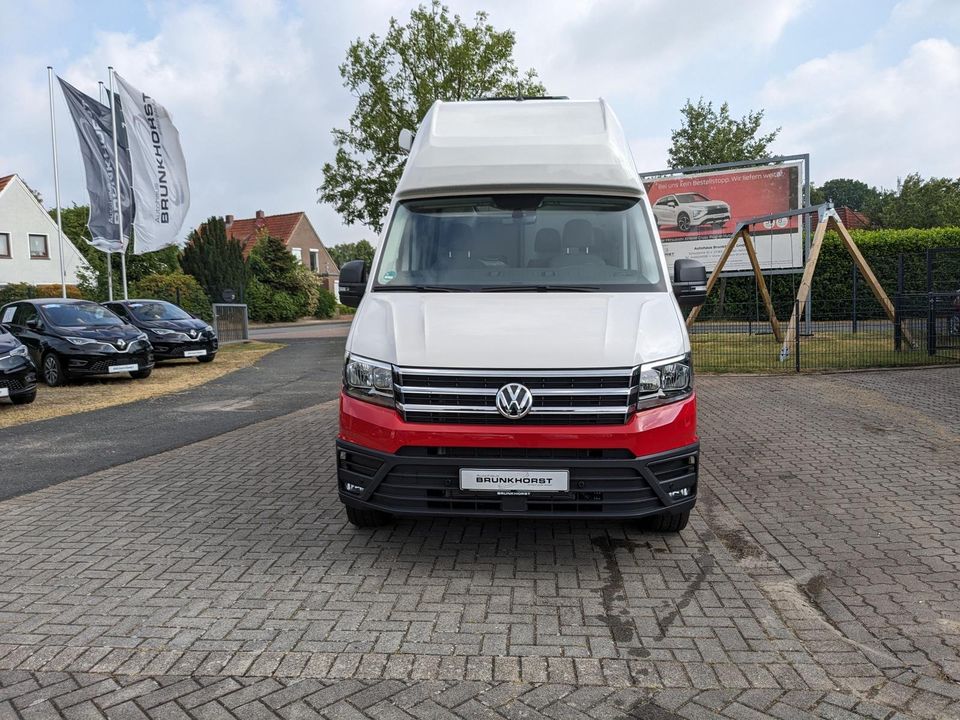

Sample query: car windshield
[373,195,665,292]
[128,301,192,321]
[41,302,122,328]
[676,193,710,203]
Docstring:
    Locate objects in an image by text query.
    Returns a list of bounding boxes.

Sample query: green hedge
[0,283,85,305]
[129,273,213,321]
[698,227,960,321]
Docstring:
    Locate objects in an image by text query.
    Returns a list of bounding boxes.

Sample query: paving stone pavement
[0,368,958,719]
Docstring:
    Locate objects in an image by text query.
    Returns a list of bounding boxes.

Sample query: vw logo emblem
[495,383,533,420]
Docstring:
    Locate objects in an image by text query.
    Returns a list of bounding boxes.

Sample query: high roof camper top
[394,98,643,200]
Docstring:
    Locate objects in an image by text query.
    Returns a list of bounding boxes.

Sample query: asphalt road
[249,320,352,340]
[1,337,346,501]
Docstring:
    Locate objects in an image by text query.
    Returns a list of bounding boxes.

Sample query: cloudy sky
[1,0,958,248]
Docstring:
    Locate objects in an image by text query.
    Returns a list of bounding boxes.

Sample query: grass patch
[0,341,283,429]
[693,330,958,372]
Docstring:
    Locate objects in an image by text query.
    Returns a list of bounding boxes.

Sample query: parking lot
[0,339,957,720]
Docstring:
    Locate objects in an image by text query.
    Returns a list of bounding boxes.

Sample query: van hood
[347,292,688,369]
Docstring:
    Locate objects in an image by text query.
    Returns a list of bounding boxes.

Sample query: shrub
[181,216,248,303]
[315,288,338,319]
[35,284,83,299]
[0,283,37,305]
[130,273,213,321]
[336,303,356,316]
[245,278,304,323]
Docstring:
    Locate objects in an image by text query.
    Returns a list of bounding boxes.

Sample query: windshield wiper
[477,284,600,292]
[373,285,467,292]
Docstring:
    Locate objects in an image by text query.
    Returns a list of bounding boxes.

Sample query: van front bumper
[337,392,698,520]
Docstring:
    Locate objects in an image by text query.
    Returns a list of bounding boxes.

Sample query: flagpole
[47,67,67,299]
[98,80,114,302]
[108,66,128,300]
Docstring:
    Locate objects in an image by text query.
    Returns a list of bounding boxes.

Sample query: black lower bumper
[0,363,38,399]
[65,351,154,377]
[336,440,698,520]
[152,339,218,360]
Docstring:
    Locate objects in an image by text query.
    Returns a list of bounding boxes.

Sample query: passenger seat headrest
[563,219,594,251]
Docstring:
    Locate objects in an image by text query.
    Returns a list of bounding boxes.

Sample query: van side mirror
[672,259,707,309]
[339,260,368,308]
[398,128,414,154]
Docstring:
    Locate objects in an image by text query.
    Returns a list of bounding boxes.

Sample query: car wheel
[41,353,67,387]
[345,504,393,528]
[130,368,152,380]
[198,354,216,363]
[642,510,689,533]
[677,213,691,232]
[10,389,37,405]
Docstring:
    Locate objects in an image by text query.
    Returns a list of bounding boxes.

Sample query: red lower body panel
[338,391,697,455]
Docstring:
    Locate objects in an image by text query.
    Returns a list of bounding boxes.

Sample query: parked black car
[103,299,218,362]
[0,323,38,404]
[0,299,154,386]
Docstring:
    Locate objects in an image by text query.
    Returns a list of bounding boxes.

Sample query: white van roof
[395,98,643,199]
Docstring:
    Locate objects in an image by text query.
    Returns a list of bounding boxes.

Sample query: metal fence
[690,249,960,372]
[212,303,249,344]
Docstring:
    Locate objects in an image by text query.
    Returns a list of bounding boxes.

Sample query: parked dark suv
[0,323,38,404]
[103,299,218,362]
[0,299,154,386]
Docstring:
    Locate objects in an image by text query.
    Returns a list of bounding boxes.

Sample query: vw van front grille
[394,366,641,425]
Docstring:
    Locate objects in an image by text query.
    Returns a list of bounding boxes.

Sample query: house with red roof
[225,210,340,293]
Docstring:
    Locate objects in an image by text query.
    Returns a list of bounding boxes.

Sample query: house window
[0,233,10,258]
[290,247,302,263]
[309,249,319,272]
[29,234,49,259]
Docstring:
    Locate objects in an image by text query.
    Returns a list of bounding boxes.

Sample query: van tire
[345,505,393,528]
[643,510,689,533]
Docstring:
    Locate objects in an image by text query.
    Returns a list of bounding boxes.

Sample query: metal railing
[212,304,249,344]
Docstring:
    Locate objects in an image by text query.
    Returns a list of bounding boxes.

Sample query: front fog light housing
[344,354,395,408]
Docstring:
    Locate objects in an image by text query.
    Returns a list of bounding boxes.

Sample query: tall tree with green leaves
[327,239,377,269]
[811,178,882,215]
[877,174,960,229]
[180,217,248,303]
[667,98,780,168]
[319,0,545,232]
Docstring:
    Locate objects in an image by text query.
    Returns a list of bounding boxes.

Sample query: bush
[245,277,304,323]
[130,273,213,321]
[336,303,357,316]
[35,284,83,299]
[0,283,83,305]
[315,288,338,318]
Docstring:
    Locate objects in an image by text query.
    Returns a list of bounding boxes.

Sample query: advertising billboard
[642,162,804,273]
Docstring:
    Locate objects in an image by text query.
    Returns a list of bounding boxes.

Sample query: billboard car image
[643,162,803,273]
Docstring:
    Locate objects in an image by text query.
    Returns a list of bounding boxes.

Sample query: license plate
[460,469,569,493]
[0,388,8,398]
[183,349,207,357]
[109,364,139,373]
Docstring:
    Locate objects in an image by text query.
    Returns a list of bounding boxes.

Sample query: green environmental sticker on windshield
[382,270,397,282]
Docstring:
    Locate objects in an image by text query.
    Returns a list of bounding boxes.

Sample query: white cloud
[762,37,960,187]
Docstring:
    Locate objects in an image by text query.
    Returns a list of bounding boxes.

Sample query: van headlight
[343,354,395,408]
[634,354,693,410]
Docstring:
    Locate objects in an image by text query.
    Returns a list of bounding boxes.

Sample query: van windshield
[373,195,665,292]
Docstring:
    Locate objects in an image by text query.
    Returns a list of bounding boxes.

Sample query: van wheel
[345,505,393,528]
[130,368,152,380]
[676,213,691,231]
[11,389,37,405]
[42,353,67,387]
[643,510,689,533]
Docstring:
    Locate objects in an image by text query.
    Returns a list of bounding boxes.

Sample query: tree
[53,205,179,299]
[877,174,960,229]
[327,239,377,269]
[247,233,301,291]
[180,216,248,303]
[319,1,545,232]
[667,98,780,168]
[811,178,883,216]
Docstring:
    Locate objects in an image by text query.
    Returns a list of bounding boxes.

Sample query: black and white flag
[114,73,190,254]
[58,77,134,252]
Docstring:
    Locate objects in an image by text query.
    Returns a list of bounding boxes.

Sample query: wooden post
[831,216,915,347]
[686,226,782,342]
[780,218,828,358]
[741,228,783,343]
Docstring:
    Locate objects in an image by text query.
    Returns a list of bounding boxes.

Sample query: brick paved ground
[0,368,958,719]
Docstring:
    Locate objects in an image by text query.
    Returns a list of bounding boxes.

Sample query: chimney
[225,214,234,226]
[255,209,265,219]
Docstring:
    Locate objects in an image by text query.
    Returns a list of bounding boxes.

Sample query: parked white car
[653,193,731,231]
[334,97,707,532]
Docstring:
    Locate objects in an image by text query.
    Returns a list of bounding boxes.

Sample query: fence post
[928,294,936,356]
[795,299,801,372]
[851,263,858,334]
[895,254,904,352]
